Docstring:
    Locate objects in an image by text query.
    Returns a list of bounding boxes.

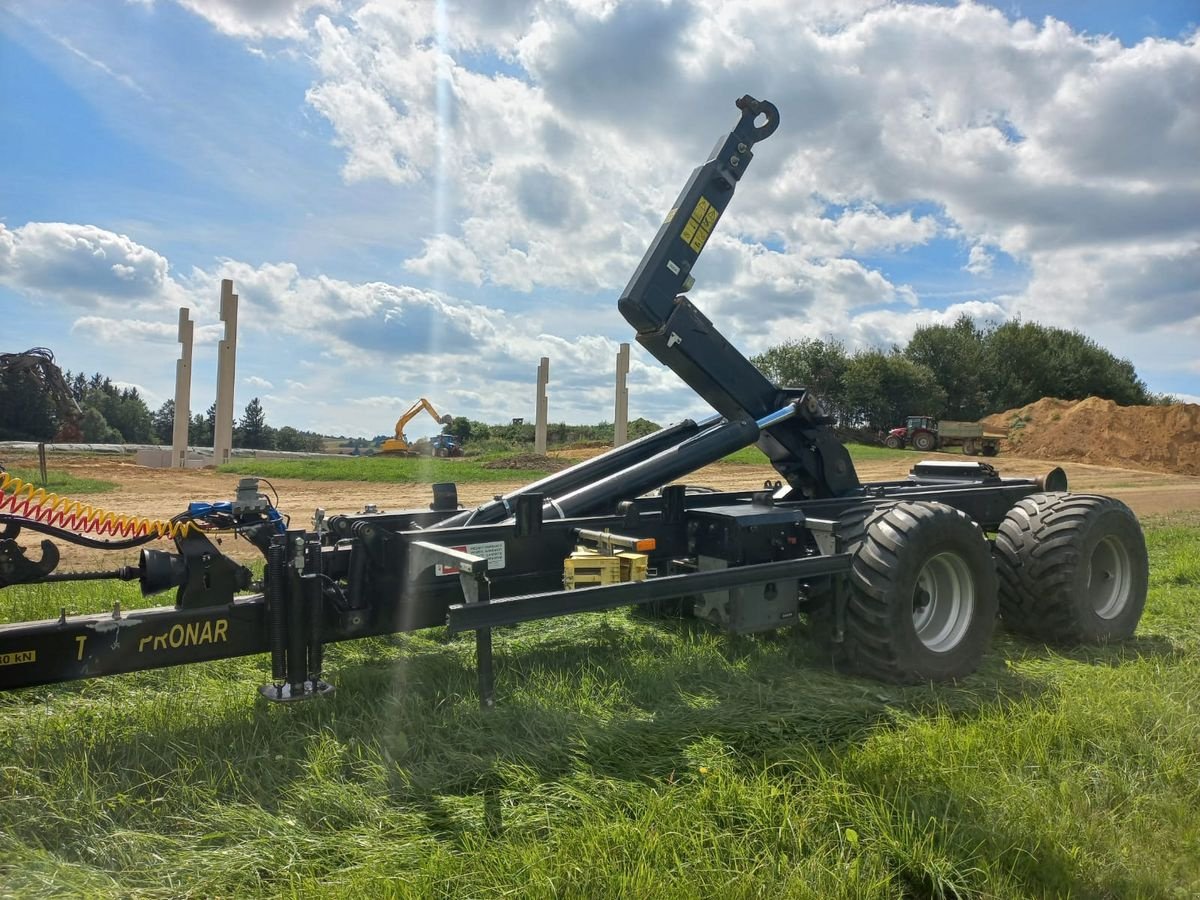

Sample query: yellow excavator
[378,399,455,456]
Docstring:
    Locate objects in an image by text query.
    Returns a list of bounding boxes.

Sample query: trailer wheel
[884,435,902,450]
[982,444,998,457]
[828,501,998,683]
[912,432,937,452]
[994,493,1147,644]
[963,439,979,456]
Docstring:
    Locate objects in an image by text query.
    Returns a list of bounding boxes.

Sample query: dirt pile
[981,397,1200,476]
[480,453,571,472]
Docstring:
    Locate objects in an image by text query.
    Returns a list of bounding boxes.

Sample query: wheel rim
[1089,535,1132,619]
[912,551,976,652]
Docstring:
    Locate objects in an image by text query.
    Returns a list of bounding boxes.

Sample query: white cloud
[1012,240,1200,333]
[172,0,336,40]
[964,244,994,276]
[284,0,1199,346]
[0,222,179,310]
[825,206,939,255]
[841,299,1007,353]
[111,380,164,407]
[244,375,274,389]
[404,234,484,287]
[71,315,224,344]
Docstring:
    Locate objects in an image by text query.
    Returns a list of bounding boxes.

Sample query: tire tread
[994,492,1147,643]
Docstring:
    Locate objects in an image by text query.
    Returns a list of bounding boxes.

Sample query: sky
[1,0,1197,439]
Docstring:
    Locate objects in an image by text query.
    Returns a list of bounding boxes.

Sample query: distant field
[721,442,916,466]
[0,514,1196,897]
[217,444,911,483]
[1,467,118,495]
[219,455,550,483]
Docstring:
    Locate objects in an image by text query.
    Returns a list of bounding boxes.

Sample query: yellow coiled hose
[0,470,193,539]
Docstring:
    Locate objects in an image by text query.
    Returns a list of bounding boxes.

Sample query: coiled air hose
[0,470,194,540]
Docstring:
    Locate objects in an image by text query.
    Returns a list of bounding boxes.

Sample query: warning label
[0,650,35,667]
[435,541,507,576]
[681,195,717,254]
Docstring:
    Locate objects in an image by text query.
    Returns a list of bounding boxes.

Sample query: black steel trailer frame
[0,95,1148,704]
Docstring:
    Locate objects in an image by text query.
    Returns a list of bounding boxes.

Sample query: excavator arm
[617,96,859,498]
[394,399,452,442]
[380,398,454,454]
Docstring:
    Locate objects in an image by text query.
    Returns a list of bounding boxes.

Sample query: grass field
[721,443,917,466]
[1,468,118,495]
[0,515,1197,897]
[215,443,907,483]
[218,455,550,483]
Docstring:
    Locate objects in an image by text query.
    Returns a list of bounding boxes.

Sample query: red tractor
[885,416,1000,456]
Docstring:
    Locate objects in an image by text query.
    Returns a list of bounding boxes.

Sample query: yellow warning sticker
[0,650,35,667]
[681,196,717,253]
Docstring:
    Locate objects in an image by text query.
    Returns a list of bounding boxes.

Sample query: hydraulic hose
[0,471,193,539]
[0,514,159,550]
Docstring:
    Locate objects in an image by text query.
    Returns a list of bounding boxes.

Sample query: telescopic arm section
[616,96,860,499]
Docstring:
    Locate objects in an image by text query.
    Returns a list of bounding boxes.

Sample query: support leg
[476,628,495,710]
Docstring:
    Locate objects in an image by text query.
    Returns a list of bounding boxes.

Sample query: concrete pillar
[534,356,550,455]
[213,279,239,466]
[613,342,630,447]
[171,307,193,467]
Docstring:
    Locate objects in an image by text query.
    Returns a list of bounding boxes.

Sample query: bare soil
[4,446,1198,575]
[981,396,1200,476]
[482,453,571,471]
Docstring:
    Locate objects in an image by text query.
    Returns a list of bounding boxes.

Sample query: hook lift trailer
[0,96,1148,705]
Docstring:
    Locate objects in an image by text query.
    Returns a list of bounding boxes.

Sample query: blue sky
[2,0,1197,438]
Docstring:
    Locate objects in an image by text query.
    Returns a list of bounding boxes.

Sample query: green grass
[1,516,1198,897]
[218,444,913,483]
[218,455,549,483]
[721,442,917,466]
[1,467,118,495]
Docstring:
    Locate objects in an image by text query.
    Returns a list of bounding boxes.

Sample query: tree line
[751,316,1169,431]
[430,417,663,451]
[0,368,324,452]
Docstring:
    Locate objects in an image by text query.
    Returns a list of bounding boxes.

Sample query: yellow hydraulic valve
[563,529,653,589]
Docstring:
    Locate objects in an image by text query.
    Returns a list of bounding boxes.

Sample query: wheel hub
[1089,534,1132,619]
[912,551,975,652]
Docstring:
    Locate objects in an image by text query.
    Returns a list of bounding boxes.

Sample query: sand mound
[981,397,1200,476]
